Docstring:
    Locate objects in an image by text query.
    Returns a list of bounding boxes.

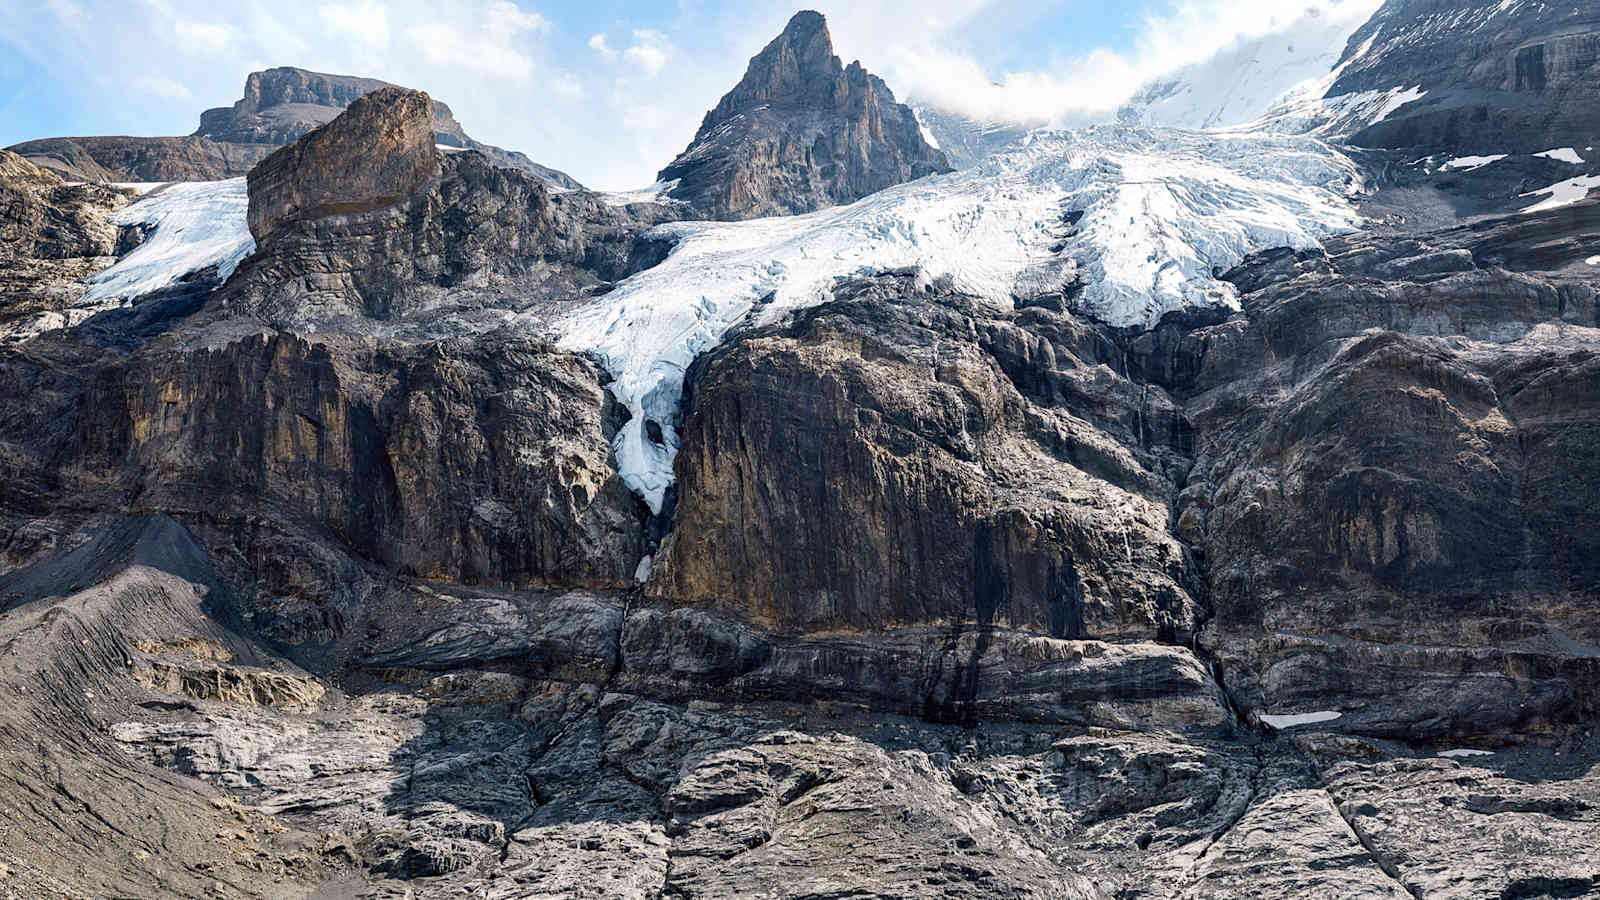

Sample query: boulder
[246,87,441,243]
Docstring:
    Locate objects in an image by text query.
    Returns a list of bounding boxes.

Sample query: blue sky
[0,0,1373,189]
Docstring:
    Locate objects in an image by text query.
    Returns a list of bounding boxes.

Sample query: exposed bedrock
[1329,0,1600,155]
[1174,203,1600,741]
[0,331,649,619]
[0,149,137,341]
[653,274,1201,645]
[222,89,678,334]
[4,134,275,183]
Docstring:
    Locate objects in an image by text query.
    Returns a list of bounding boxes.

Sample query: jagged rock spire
[658,10,949,220]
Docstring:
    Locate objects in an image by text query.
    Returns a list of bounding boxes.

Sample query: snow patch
[557,126,1363,512]
[1536,147,1585,165]
[1443,154,1507,171]
[1260,710,1342,728]
[82,179,254,302]
[1520,175,1600,214]
[1437,748,1494,758]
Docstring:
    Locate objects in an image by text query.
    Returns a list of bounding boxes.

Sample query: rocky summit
[658,10,951,219]
[6,67,580,189]
[1,3,1600,898]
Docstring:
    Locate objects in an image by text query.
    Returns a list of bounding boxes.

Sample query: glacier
[558,126,1365,514]
[81,179,255,303]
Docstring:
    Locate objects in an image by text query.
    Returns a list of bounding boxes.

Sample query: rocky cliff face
[5,134,275,182]
[654,276,1200,644]
[196,68,408,146]
[1328,0,1600,154]
[658,10,951,219]
[1179,208,1600,742]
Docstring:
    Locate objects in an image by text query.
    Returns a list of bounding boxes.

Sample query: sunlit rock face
[657,10,951,220]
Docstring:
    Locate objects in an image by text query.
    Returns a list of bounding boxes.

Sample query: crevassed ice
[557,126,1364,513]
[82,179,255,303]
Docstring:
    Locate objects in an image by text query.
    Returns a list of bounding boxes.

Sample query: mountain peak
[697,10,843,134]
[659,9,949,220]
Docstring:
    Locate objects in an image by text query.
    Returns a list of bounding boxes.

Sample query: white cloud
[623,29,672,77]
[831,0,1385,125]
[43,0,83,22]
[133,75,195,102]
[319,2,390,48]
[549,71,584,102]
[588,33,617,62]
[406,22,535,80]
[485,0,549,34]
[401,1,553,81]
[173,19,236,55]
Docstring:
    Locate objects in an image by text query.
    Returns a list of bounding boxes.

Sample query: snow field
[82,178,255,303]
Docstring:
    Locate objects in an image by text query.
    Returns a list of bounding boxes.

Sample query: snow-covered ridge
[82,179,255,303]
[558,125,1364,513]
[1118,1,1383,132]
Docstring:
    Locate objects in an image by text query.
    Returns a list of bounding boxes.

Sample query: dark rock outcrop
[0,331,649,609]
[246,87,442,243]
[658,11,950,219]
[223,88,678,332]
[1327,0,1600,155]
[196,67,415,147]
[0,149,133,341]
